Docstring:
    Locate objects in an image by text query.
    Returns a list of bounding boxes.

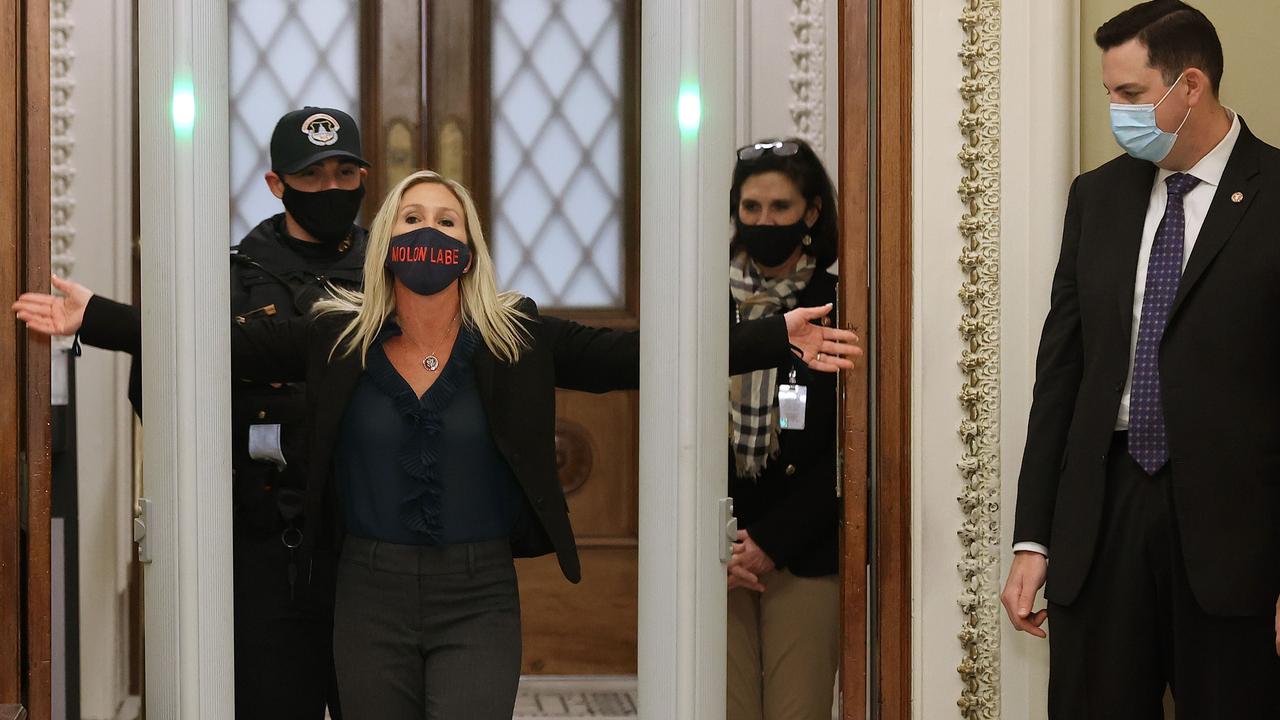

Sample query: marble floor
[514,676,639,719]
[323,674,841,718]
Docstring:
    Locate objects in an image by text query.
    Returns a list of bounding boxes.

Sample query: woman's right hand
[12,274,94,337]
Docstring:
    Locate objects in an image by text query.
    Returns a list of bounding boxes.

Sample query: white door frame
[137,0,737,715]
[638,1,736,718]
[138,0,234,716]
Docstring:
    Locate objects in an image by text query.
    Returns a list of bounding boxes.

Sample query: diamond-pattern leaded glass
[228,0,360,244]
[491,0,624,308]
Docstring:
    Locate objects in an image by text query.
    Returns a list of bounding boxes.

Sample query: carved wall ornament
[956,0,1002,717]
[788,0,825,154]
[51,0,75,283]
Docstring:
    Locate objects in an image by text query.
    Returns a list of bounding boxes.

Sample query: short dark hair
[728,138,839,268]
[1095,1,1223,95]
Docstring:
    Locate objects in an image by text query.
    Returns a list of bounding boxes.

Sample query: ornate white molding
[788,0,824,154]
[956,0,1001,718]
[51,0,75,281]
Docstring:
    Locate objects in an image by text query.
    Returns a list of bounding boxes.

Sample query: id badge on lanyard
[777,366,808,431]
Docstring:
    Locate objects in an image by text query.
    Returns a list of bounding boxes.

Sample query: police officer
[13,106,370,719]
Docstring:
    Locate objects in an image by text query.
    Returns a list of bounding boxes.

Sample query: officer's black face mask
[281,182,365,244]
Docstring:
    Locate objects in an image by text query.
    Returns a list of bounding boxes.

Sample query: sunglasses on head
[736,140,801,161]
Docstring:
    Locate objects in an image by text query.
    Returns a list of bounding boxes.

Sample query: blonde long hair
[315,170,530,364]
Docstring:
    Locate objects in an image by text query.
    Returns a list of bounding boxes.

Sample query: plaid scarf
[728,251,816,479]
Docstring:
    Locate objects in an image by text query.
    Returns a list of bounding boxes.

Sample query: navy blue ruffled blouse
[333,322,526,545]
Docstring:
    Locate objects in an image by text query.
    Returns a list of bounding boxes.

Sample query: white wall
[65,0,136,716]
[911,1,971,714]
[736,0,840,173]
[998,0,1075,716]
[912,0,1077,717]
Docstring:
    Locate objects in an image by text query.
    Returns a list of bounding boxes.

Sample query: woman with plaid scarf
[725,138,846,720]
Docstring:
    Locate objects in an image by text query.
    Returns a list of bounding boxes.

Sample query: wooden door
[1,0,52,716]
[365,0,642,675]
[838,0,913,717]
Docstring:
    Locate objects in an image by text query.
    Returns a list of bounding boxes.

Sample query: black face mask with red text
[385,227,471,296]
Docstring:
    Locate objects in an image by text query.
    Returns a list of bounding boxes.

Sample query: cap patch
[300,112,340,147]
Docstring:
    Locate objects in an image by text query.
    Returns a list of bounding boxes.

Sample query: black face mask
[281,182,365,244]
[385,227,472,296]
[736,218,811,268]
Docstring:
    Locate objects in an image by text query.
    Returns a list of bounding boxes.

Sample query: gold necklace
[402,314,458,372]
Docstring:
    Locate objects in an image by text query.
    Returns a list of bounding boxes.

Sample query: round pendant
[422,355,440,372]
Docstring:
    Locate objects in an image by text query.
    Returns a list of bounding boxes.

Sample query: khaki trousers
[727,569,840,720]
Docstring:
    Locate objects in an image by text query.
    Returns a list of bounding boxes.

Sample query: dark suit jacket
[729,269,839,577]
[233,298,794,583]
[1014,120,1280,616]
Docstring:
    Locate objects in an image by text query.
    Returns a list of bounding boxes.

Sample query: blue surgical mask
[1109,72,1192,163]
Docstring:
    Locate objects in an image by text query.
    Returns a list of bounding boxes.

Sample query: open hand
[783,303,862,373]
[1001,550,1049,638]
[12,274,92,337]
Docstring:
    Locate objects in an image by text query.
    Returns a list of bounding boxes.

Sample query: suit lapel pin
[1231,191,1245,203]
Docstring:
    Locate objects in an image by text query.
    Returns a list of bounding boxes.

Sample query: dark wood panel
[423,0,489,220]
[0,2,51,714]
[366,0,424,207]
[837,0,872,717]
[514,387,639,674]
[554,389,638,538]
[516,548,637,675]
[23,0,53,716]
[0,705,27,720]
[873,0,913,717]
[0,0,26,702]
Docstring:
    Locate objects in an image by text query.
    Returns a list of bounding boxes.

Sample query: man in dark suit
[1001,1,1280,716]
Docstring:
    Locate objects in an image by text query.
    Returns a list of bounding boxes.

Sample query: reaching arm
[14,275,145,416]
[730,304,861,376]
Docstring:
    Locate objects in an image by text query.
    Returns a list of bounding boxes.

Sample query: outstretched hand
[783,303,862,373]
[12,274,93,337]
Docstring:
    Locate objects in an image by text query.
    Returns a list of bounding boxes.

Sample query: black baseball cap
[270,107,370,174]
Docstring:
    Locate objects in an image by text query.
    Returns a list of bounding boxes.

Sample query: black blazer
[729,269,839,577]
[80,295,143,416]
[1014,120,1280,616]
[233,298,794,583]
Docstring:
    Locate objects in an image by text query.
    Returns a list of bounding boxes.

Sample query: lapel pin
[1231,191,1244,203]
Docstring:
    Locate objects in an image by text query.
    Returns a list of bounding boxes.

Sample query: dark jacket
[77,214,368,418]
[729,269,840,577]
[231,298,794,582]
[1013,121,1280,616]
[77,215,368,532]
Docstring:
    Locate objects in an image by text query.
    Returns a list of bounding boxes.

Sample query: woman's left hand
[784,303,862,372]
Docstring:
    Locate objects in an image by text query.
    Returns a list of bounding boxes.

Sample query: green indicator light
[677,84,701,137]
[172,78,196,136]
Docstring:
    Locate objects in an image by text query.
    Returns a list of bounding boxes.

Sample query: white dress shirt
[1014,112,1242,559]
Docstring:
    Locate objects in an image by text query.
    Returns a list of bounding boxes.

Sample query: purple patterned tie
[1129,172,1200,475]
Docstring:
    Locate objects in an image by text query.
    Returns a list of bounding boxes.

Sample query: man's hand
[1001,550,1049,638]
[12,274,93,337]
